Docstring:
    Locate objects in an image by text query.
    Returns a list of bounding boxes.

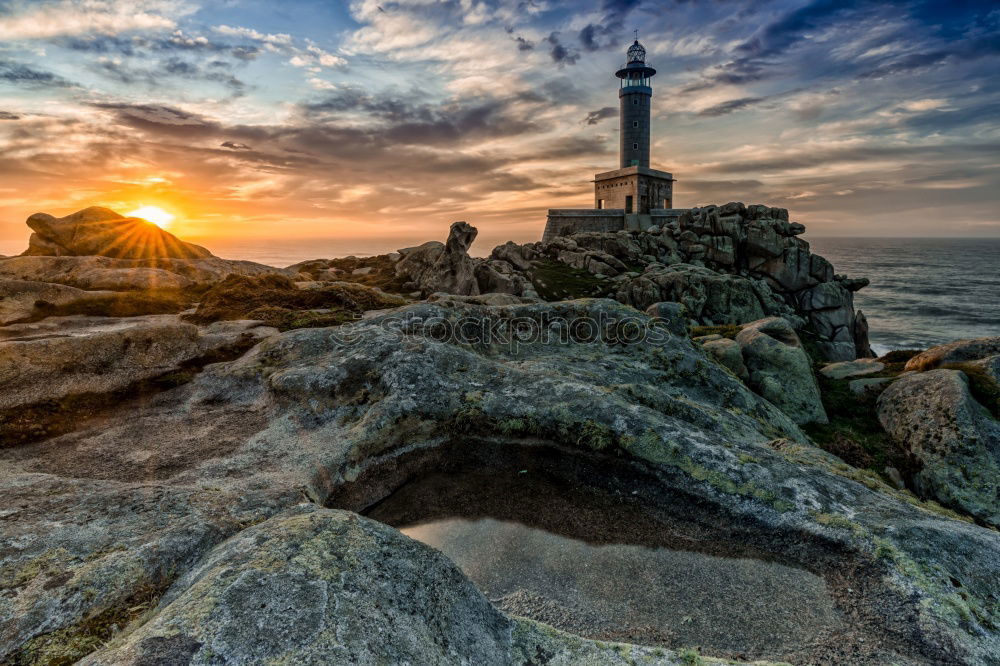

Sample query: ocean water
[807,237,1000,355]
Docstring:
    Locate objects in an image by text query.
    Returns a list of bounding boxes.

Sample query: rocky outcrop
[0,315,277,412]
[735,317,828,425]
[0,279,116,325]
[451,204,871,361]
[1,300,997,665]
[878,339,1000,527]
[395,221,481,296]
[22,207,212,260]
[0,255,289,290]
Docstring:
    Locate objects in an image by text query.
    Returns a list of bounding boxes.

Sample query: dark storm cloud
[697,97,765,117]
[304,87,538,145]
[699,141,1000,175]
[578,0,642,52]
[90,57,248,95]
[0,59,75,88]
[680,0,870,92]
[582,106,616,125]
[546,32,579,65]
[505,26,534,51]
[59,34,263,61]
[857,35,1000,80]
[221,141,252,150]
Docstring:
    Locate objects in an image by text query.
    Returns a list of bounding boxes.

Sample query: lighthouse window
[633,143,638,150]
[632,121,638,128]
[633,98,638,105]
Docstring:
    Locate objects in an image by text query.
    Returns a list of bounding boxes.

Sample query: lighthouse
[617,39,656,169]
[591,39,674,216]
[542,38,679,241]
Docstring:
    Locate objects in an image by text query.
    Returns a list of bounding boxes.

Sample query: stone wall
[542,210,625,242]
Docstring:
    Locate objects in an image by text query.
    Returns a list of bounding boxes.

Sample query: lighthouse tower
[617,39,656,168]
[542,38,679,241]
[591,39,674,216]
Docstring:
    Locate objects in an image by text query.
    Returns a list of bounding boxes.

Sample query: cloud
[60,31,263,61]
[90,56,248,95]
[582,106,616,125]
[697,97,765,117]
[578,0,642,52]
[212,24,292,47]
[0,0,188,40]
[0,111,21,120]
[0,59,76,88]
[546,32,579,65]
[221,141,251,150]
[289,43,347,69]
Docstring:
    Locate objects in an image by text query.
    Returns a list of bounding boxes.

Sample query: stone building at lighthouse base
[543,164,687,242]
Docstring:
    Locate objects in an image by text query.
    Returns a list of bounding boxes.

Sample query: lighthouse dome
[626,40,646,64]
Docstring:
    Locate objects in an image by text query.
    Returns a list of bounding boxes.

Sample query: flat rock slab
[821,358,885,380]
[849,377,893,395]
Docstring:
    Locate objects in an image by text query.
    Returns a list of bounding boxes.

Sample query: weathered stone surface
[0,255,288,290]
[849,377,892,395]
[736,318,828,425]
[0,279,115,325]
[821,359,886,380]
[905,337,1000,372]
[2,300,996,665]
[82,506,712,666]
[22,207,212,260]
[643,301,689,338]
[395,221,480,296]
[614,264,786,325]
[0,315,276,410]
[703,337,749,381]
[878,369,1000,527]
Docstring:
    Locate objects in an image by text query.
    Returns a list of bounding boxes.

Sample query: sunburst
[126,205,175,230]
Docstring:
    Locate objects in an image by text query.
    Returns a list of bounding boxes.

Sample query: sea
[3,236,997,355]
[807,237,1000,355]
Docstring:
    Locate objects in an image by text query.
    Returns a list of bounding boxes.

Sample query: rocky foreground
[1,207,998,665]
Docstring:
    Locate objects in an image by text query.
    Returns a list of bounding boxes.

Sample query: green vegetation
[10,582,169,666]
[527,259,611,300]
[802,370,912,476]
[796,331,916,480]
[689,324,741,340]
[187,273,405,331]
[678,648,704,665]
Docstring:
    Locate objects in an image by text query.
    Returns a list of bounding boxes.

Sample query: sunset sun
[126,205,174,230]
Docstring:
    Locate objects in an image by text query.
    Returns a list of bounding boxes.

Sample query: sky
[1,0,998,258]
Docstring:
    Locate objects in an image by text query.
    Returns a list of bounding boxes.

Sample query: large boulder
[22,207,212,260]
[905,337,1000,372]
[0,255,289,290]
[395,221,480,296]
[879,351,1000,527]
[736,317,828,425]
[1,300,997,665]
[0,279,115,325]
